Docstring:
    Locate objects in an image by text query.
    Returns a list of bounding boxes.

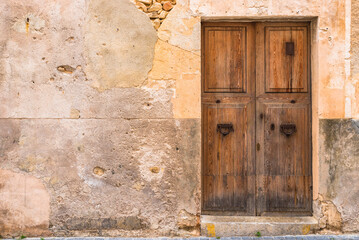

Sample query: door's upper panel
[264,25,309,93]
[203,26,247,93]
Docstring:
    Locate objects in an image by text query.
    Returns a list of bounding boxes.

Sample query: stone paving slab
[6,236,359,240]
[200,216,319,237]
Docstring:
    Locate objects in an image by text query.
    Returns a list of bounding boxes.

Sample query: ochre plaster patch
[84,0,157,91]
[149,39,199,80]
[149,40,200,118]
[319,88,346,118]
[351,0,359,118]
[172,74,200,119]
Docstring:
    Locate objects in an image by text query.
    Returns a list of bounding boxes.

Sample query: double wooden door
[202,22,312,216]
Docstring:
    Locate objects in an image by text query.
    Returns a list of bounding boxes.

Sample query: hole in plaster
[149,166,160,173]
[57,65,75,74]
[93,167,105,176]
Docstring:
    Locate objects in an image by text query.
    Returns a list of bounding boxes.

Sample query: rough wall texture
[318,119,359,233]
[0,0,358,237]
[0,118,200,237]
[85,0,158,91]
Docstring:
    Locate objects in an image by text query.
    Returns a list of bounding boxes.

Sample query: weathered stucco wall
[0,0,358,237]
[318,119,359,233]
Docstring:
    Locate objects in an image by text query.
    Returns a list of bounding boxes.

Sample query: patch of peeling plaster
[84,0,157,91]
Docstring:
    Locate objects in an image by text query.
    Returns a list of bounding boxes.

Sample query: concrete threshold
[200,215,319,237]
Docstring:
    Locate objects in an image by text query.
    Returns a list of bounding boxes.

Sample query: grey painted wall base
[200,216,319,237]
[319,119,359,232]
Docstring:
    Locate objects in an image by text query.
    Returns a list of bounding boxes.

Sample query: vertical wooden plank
[292,28,308,91]
[266,27,292,91]
[255,22,265,215]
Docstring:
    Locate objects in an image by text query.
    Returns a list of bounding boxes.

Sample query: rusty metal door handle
[280,123,297,137]
[217,123,234,136]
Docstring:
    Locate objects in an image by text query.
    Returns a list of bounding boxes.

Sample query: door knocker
[280,123,297,137]
[217,123,234,137]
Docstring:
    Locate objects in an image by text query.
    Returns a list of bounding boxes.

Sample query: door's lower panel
[202,102,255,215]
[256,101,312,215]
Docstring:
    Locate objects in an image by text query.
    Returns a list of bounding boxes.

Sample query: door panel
[256,101,312,215]
[202,103,255,213]
[264,25,309,93]
[203,26,247,93]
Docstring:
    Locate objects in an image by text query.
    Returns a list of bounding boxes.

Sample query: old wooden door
[202,22,256,215]
[202,22,312,216]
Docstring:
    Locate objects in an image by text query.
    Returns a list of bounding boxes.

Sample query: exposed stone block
[200,216,318,237]
[132,0,177,30]
[177,209,200,229]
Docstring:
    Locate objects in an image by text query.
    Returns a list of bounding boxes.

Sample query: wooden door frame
[200,17,319,216]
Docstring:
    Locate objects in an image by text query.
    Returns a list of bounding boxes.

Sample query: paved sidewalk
[7,236,359,240]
